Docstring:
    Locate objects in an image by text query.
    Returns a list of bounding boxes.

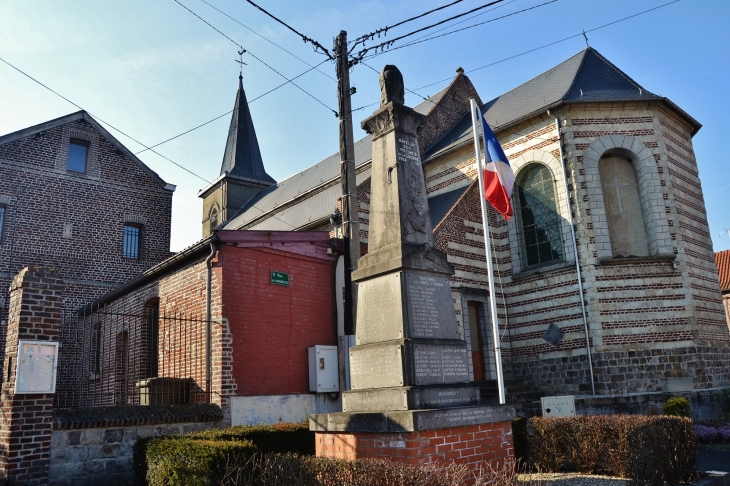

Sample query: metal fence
[55,302,210,408]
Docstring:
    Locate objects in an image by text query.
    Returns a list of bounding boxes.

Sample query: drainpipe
[548,110,596,396]
[205,238,218,401]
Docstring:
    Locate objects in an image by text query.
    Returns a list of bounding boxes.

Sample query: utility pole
[335,30,360,336]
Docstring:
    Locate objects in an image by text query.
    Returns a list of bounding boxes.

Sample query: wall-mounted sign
[15,340,59,394]
[271,271,290,287]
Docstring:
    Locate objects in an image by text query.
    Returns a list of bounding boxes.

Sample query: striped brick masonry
[0,267,63,485]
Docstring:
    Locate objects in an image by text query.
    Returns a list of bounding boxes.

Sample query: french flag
[480,114,514,221]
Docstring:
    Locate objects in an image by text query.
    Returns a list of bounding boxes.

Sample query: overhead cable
[352,0,466,45]
[174,0,338,116]
[0,55,298,229]
[361,0,558,62]
[243,0,332,59]
[352,0,504,62]
[198,0,335,81]
[414,0,682,91]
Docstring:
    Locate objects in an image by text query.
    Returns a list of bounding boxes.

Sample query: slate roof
[220,75,276,185]
[715,250,730,293]
[425,47,690,160]
[224,47,700,233]
[0,110,174,191]
[222,89,446,231]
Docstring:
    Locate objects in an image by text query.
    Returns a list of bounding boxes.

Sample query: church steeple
[220,75,275,184]
[198,76,276,238]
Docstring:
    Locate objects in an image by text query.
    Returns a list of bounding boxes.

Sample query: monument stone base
[310,405,516,480]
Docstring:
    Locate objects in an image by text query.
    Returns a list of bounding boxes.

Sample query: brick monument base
[315,421,513,467]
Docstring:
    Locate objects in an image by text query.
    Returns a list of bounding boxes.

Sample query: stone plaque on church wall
[412,343,469,386]
[356,274,404,345]
[349,344,404,390]
[404,273,460,340]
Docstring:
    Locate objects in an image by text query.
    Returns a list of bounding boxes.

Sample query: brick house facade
[0,111,175,380]
[714,249,730,329]
[221,48,730,400]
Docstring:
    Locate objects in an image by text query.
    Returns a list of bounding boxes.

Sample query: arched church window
[209,206,219,233]
[516,164,564,267]
[598,154,649,257]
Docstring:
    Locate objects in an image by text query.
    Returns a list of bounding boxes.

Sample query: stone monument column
[310,66,515,472]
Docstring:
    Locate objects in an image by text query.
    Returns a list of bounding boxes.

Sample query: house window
[123,224,141,259]
[67,140,89,173]
[0,205,5,241]
[516,164,563,267]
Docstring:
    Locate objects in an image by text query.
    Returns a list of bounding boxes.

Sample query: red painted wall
[221,245,335,396]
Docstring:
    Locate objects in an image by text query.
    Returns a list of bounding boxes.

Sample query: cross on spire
[235,49,247,76]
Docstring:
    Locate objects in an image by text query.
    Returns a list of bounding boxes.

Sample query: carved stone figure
[380,65,405,106]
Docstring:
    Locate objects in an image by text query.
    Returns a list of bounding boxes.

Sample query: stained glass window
[517,164,563,267]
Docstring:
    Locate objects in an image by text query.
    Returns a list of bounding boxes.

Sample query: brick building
[0,111,175,311]
[221,48,730,399]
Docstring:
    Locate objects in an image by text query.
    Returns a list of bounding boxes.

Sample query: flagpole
[469,98,506,405]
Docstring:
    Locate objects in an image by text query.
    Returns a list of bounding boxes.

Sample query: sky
[1,0,729,252]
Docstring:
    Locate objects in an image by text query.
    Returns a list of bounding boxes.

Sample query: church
[215,47,730,403]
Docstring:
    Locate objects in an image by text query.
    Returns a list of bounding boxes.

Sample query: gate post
[0,267,63,485]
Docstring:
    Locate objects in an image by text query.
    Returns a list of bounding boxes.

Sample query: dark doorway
[467,302,485,381]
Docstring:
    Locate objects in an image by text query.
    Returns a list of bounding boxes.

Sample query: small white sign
[15,340,59,394]
[541,395,576,417]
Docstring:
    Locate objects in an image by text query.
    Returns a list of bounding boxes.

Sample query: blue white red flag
[480,114,514,221]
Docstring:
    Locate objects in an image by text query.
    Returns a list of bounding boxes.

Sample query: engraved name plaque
[413,343,469,385]
[355,274,404,345]
[350,344,404,390]
[404,273,459,339]
[15,340,59,394]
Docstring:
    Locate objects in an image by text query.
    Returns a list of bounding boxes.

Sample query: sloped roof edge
[0,110,174,191]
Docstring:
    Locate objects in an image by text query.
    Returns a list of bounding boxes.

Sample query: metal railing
[55,302,210,408]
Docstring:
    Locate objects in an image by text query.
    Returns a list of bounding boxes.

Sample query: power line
[0,55,298,229]
[137,58,329,155]
[413,0,682,91]
[173,0,338,116]
[198,0,335,82]
[242,0,332,59]
[362,0,558,62]
[352,0,504,62]
[352,0,466,45]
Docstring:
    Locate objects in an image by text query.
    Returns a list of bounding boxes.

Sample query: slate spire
[220,75,276,184]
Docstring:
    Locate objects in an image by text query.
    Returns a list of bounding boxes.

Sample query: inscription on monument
[413,344,468,385]
[350,345,404,390]
[414,405,515,430]
[405,273,459,339]
[355,275,403,345]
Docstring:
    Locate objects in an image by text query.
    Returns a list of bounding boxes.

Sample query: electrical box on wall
[541,395,576,417]
[308,345,339,393]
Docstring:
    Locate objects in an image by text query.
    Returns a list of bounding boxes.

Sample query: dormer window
[67,140,89,173]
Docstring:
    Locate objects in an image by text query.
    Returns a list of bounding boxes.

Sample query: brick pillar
[0,267,63,485]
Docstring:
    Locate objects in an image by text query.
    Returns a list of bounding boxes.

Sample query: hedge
[528,415,696,486]
[134,422,314,483]
[146,438,257,486]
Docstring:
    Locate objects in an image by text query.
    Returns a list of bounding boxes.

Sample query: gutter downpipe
[548,110,596,396]
[205,238,218,402]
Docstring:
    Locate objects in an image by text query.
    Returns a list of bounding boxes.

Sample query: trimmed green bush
[662,397,691,418]
[187,422,315,455]
[528,415,696,486]
[146,438,257,486]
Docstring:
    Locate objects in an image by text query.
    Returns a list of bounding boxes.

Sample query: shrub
[693,424,719,443]
[187,422,315,455]
[146,437,257,486]
[662,397,691,418]
[511,417,529,462]
[528,415,696,486]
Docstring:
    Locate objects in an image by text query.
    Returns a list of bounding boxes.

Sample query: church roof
[425,47,698,160]
[0,110,175,191]
[221,90,446,231]
[219,75,276,185]
[715,250,730,293]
